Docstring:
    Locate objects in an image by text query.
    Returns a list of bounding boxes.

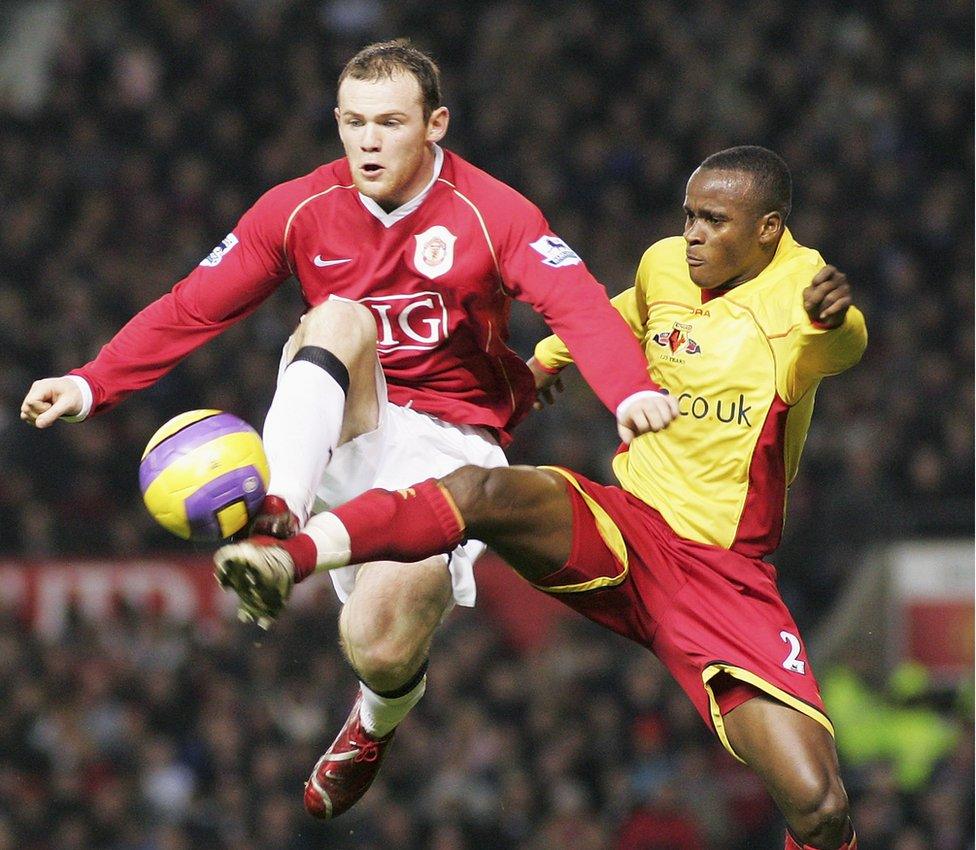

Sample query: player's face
[682,168,782,290]
[336,73,449,211]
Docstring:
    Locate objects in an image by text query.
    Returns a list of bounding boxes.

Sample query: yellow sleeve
[534,243,659,371]
[533,285,645,370]
[782,306,868,403]
[532,325,573,371]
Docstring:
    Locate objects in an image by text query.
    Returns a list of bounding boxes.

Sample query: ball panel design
[139,413,263,492]
[183,464,267,540]
[216,502,250,539]
[139,411,269,542]
[141,409,222,458]
[141,478,192,539]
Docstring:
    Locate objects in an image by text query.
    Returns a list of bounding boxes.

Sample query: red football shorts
[534,467,833,761]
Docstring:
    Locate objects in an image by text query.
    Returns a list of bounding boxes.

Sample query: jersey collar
[357,144,444,228]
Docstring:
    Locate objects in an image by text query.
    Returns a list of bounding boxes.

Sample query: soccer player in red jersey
[216,147,866,849]
[20,40,677,820]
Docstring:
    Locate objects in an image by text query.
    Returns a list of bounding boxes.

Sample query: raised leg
[440,464,575,581]
[262,298,381,526]
[216,464,578,620]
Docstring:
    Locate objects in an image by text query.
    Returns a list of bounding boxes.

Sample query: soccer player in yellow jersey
[216,146,866,850]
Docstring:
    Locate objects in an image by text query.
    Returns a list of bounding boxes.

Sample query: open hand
[527,356,564,410]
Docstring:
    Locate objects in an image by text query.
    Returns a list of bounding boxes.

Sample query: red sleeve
[493,199,658,415]
[71,185,294,415]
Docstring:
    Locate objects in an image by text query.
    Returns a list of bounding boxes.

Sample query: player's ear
[334,106,341,127]
[759,210,783,246]
[426,106,449,143]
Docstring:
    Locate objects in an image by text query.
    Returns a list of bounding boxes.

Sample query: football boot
[303,692,395,819]
[250,494,300,538]
[214,537,295,629]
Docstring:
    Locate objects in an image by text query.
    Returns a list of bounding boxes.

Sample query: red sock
[253,534,319,581]
[332,478,465,566]
[785,827,857,850]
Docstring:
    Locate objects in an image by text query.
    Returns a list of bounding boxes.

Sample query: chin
[350,170,383,192]
[353,179,379,198]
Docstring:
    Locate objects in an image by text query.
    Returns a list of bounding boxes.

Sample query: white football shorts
[279,344,507,607]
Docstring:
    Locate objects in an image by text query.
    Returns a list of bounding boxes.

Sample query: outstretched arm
[20,185,294,426]
[529,284,677,440]
[488,199,675,439]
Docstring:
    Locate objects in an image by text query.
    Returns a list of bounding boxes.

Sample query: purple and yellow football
[139,410,269,541]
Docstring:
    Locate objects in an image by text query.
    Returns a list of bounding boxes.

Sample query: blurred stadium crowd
[1,597,972,850]
[0,0,971,848]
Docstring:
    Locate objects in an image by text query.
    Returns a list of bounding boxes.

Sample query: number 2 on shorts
[780,630,806,674]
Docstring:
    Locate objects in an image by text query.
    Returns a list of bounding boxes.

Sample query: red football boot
[303,692,395,819]
[250,494,300,539]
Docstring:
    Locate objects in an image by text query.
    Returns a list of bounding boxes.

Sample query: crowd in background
[0,0,972,847]
[0,599,971,850]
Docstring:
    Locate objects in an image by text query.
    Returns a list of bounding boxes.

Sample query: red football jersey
[71,147,657,443]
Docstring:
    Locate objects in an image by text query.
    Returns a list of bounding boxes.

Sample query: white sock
[263,359,345,525]
[303,512,352,572]
[358,675,427,739]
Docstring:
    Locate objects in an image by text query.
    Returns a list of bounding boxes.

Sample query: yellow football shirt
[534,229,867,556]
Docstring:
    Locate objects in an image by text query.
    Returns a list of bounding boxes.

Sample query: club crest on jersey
[653,323,701,355]
[529,235,582,268]
[413,225,457,280]
[199,233,239,267]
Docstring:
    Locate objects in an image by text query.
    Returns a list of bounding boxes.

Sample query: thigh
[517,468,658,647]
[722,692,845,813]
[647,542,832,758]
[454,465,576,581]
[340,556,454,653]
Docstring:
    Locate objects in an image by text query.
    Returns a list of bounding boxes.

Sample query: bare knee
[342,632,423,690]
[787,776,850,847]
[441,465,499,518]
[296,299,377,356]
[339,607,431,690]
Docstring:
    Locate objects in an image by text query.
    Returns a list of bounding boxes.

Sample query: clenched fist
[803,265,853,330]
[20,377,84,428]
